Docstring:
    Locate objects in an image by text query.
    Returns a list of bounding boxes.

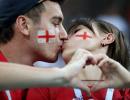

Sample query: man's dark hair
[25,0,65,23]
[51,0,65,4]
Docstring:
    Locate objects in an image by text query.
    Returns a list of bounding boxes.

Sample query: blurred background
[61,0,130,44]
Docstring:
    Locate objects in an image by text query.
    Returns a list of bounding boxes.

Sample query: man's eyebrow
[52,16,63,22]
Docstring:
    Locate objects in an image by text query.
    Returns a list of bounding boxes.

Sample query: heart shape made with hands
[78,53,108,85]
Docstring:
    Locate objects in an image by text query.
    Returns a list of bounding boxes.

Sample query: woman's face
[62,24,104,63]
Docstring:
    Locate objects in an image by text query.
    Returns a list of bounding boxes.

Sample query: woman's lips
[60,45,63,53]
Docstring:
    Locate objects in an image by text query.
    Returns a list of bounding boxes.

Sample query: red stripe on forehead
[75,32,92,40]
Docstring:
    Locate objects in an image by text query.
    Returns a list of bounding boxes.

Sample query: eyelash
[54,23,60,27]
[74,29,80,33]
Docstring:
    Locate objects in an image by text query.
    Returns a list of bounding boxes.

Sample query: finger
[69,49,94,68]
[86,56,97,65]
[95,54,108,65]
[97,58,110,74]
[74,80,91,96]
[91,80,111,91]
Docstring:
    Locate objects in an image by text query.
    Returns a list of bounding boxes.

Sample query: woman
[26,18,130,100]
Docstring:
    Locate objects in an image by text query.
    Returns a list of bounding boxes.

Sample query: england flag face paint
[37,29,56,44]
[37,26,60,44]
[75,32,92,40]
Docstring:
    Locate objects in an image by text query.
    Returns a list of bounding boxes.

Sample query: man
[0,0,94,99]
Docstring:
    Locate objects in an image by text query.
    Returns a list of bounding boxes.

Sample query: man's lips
[58,41,64,51]
[59,45,63,53]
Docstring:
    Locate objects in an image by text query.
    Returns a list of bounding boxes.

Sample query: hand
[91,54,130,91]
[62,49,96,96]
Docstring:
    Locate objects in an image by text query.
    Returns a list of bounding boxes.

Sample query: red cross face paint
[37,30,56,44]
[75,32,92,40]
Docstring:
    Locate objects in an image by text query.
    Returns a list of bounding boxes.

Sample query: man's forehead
[43,0,61,10]
[43,1,63,18]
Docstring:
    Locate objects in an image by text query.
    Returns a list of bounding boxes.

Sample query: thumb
[95,54,108,65]
[74,80,91,96]
[91,80,111,91]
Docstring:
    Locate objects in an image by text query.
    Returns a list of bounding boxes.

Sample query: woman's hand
[91,54,130,91]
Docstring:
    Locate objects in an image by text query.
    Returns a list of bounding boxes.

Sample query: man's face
[62,24,103,63]
[30,1,67,62]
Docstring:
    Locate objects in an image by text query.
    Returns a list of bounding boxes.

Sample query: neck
[91,46,108,55]
[0,38,36,66]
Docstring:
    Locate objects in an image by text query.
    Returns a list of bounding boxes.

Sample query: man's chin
[47,54,59,63]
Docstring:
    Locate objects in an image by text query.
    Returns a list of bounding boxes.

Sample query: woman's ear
[15,15,30,36]
[101,33,115,46]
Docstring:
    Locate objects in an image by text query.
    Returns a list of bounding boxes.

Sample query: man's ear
[15,15,30,36]
[101,33,115,46]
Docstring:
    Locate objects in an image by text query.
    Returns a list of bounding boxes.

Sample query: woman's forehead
[71,24,93,33]
[75,24,91,30]
[69,25,89,33]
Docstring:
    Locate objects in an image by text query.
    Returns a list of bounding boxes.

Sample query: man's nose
[59,26,68,40]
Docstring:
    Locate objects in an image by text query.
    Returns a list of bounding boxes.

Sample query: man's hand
[91,54,130,91]
[62,49,96,96]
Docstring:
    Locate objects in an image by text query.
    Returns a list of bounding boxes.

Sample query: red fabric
[0,91,8,100]
[26,87,130,100]
[0,51,9,100]
[0,51,7,62]
[0,89,27,100]
[26,87,106,100]
[0,51,27,100]
[27,87,106,100]
[124,88,130,100]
